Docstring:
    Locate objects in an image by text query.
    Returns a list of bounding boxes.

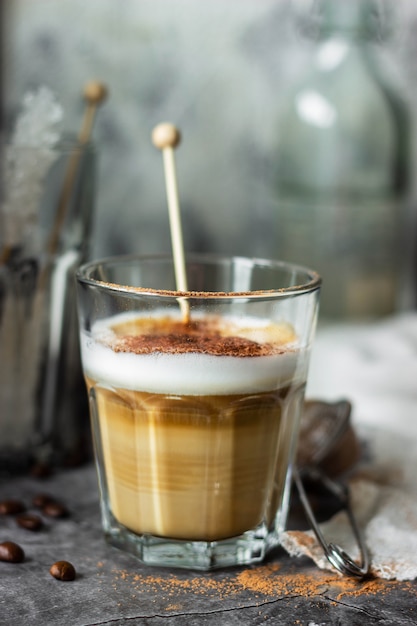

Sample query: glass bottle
[273,0,410,320]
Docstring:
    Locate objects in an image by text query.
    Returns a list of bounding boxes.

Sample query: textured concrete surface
[1,464,416,625]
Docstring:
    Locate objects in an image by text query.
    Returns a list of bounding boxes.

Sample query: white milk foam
[81,312,305,395]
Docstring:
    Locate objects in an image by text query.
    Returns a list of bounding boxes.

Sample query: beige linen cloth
[282,314,417,581]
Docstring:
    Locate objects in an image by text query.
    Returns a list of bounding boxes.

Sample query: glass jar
[273,0,410,320]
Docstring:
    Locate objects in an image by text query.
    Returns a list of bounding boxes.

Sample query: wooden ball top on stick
[83,80,109,106]
[152,123,181,150]
[78,80,108,145]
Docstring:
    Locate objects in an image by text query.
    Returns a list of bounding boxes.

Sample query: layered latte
[81,312,307,542]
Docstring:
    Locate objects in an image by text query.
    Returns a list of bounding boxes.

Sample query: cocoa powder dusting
[108,563,412,604]
[109,317,281,357]
[114,332,273,357]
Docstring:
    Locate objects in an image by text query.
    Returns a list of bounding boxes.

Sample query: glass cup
[0,137,95,474]
[76,254,320,570]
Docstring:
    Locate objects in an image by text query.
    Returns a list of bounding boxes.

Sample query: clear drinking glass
[0,138,95,473]
[76,254,320,570]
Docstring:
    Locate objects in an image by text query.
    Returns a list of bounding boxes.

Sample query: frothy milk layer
[81,312,305,395]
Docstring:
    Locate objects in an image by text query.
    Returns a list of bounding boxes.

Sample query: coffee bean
[42,502,69,519]
[49,560,76,581]
[0,541,25,563]
[32,493,55,509]
[0,499,25,515]
[16,513,44,531]
[30,462,52,478]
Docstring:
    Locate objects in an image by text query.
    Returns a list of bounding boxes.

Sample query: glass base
[103,514,281,570]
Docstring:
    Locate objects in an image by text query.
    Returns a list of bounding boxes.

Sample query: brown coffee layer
[88,381,303,541]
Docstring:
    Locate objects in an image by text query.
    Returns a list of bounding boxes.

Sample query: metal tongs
[294,400,370,578]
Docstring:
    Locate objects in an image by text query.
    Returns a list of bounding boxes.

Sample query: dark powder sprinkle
[109,563,413,602]
[113,333,273,357]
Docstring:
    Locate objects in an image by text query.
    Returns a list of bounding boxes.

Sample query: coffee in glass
[77,254,320,569]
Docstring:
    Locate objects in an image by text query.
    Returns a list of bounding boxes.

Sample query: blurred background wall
[2,0,417,310]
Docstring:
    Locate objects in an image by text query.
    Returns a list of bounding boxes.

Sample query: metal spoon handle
[293,466,370,578]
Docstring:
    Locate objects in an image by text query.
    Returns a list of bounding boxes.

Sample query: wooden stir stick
[152,122,190,323]
[45,80,108,260]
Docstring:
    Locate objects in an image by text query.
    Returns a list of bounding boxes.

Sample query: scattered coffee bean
[32,493,55,509]
[30,462,52,478]
[49,560,76,581]
[16,513,44,531]
[0,499,25,515]
[0,541,25,563]
[42,501,69,519]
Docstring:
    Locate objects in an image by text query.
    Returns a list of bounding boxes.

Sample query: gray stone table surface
[1,464,417,626]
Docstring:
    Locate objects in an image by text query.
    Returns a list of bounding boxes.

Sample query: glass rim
[76,253,321,299]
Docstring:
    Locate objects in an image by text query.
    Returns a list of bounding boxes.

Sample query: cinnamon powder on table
[107,562,413,603]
